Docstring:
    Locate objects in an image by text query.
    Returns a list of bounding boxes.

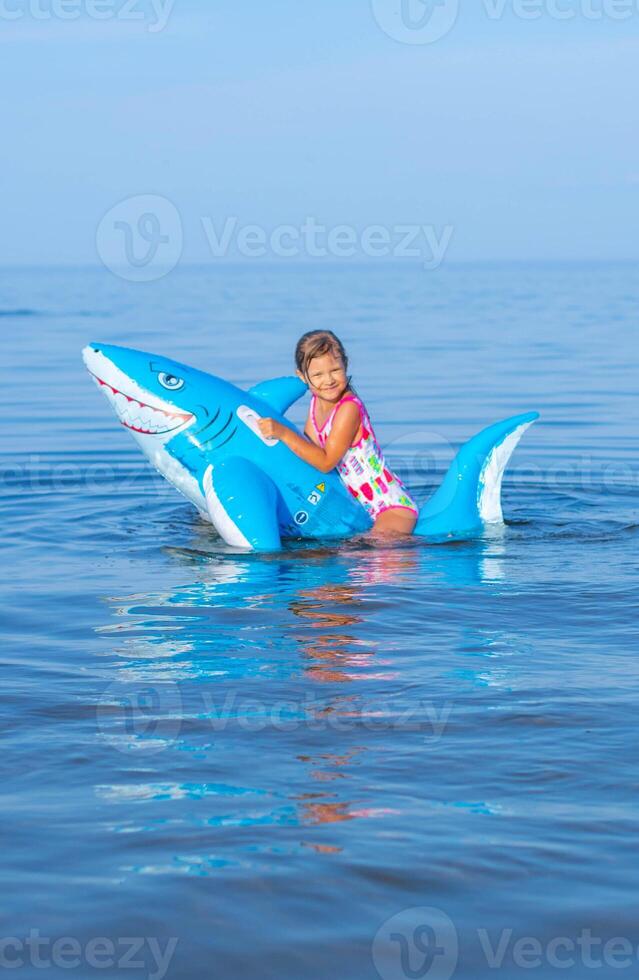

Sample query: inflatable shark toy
[82,343,539,550]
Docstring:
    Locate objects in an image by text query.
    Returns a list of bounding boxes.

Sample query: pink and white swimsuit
[310,392,419,521]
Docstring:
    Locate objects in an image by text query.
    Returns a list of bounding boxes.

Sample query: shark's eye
[158,372,184,391]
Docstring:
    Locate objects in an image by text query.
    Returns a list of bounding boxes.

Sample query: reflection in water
[290,585,379,684]
[93,533,524,872]
[479,524,508,583]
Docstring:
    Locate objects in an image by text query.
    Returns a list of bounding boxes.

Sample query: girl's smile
[298,352,349,406]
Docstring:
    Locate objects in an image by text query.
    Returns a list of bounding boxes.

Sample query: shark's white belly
[136,436,208,514]
[136,437,250,547]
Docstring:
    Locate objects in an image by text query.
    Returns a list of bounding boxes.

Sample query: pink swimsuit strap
[311,393,362,444]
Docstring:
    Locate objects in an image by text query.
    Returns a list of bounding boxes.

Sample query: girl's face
[298,352,348,403]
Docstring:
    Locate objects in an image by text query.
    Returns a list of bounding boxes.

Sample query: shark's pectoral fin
[202,458,282,551]
[248,376,307,415]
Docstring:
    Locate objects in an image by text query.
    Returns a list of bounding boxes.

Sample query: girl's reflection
[287,547,419,830]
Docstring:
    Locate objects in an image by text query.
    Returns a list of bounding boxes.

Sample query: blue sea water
[1,262,638,980]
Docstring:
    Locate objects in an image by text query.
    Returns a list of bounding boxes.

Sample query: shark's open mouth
[91,374,194,435]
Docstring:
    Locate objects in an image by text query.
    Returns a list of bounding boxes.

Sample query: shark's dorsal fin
[247,376,307,416]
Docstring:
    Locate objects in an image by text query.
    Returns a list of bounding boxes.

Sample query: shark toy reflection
[82,343,539,551]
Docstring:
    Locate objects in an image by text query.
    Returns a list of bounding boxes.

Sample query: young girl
[257,330,419,537]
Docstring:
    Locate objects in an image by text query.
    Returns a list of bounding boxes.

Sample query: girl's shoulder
[330,393,365,447]
[324,390,364,423]
[334,394,362,418]
[340,390,363,407]
[336,390,368,420]
[310,390,366,430]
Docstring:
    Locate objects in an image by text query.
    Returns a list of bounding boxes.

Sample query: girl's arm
[257,402,360,474]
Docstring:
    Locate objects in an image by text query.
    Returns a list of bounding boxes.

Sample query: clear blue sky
[2,0,638,263]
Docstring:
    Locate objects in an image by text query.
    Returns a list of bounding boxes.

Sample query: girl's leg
[369,507,418,538]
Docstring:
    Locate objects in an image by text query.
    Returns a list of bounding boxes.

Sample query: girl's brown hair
[295,330,349,380]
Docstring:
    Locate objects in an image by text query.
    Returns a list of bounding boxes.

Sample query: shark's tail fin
[414,412,539,539]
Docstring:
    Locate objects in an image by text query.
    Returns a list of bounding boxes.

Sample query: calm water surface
[1,263,638,979]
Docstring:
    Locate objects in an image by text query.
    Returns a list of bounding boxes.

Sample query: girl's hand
[257,417,285,441]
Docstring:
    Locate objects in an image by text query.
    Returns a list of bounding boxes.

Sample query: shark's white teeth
[92,375,193,435]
